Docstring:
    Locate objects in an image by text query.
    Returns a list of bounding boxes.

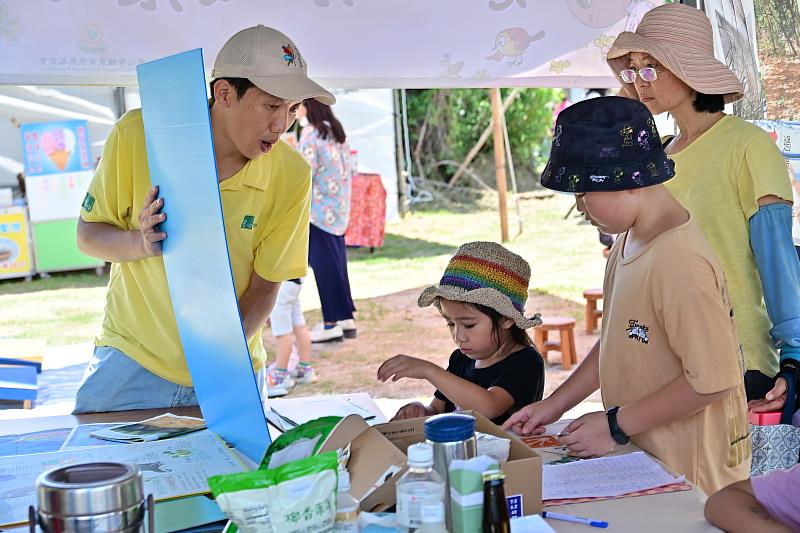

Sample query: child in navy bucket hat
[541,96,674,193]
[505,96,750,496]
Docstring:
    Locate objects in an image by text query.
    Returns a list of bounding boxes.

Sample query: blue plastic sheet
[137,49,271,463]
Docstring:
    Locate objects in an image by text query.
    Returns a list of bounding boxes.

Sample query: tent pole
[489,88,509,243]
[447,88,521,188]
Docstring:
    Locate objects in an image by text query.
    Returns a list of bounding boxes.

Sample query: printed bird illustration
[440,54,465,78]
[487,28,545,66]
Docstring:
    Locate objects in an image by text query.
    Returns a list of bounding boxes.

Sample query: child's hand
[377,354,437,383]
[502,398,563,436]
[391,402,430,421]
[558,411,616,458]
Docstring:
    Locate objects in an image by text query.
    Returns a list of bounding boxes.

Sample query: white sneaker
[338,319,357,339]
[309,323,344,343]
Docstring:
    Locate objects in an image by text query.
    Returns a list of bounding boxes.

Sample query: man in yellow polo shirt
[73,26,334,413]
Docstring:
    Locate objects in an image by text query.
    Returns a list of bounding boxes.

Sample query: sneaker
[338,319,357,339]
[268,368,295,391]
[267,384,289,398]
[292,364,316,384]
[309,323,344,343]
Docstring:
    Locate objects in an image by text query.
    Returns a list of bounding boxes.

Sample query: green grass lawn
[344,193,606,303]
[0,193,606,347]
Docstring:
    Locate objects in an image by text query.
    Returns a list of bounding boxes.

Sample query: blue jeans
[73,345,266,414]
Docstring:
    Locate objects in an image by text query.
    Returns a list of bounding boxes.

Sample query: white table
[0,406,720,532]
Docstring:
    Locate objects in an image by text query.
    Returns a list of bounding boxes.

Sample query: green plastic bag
[210,451,339,533]
[261,416,343,470]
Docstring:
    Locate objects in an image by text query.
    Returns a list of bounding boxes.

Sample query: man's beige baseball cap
[212,25,335,105]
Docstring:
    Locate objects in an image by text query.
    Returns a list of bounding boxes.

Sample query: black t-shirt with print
[433,346,545,425]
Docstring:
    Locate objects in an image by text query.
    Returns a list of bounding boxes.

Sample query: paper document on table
[0,430,246,528]
[269,395,379,428]
[542,451,683,500]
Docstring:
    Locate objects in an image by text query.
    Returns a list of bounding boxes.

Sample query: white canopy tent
[0,1,677,220]
[1,0,659,88]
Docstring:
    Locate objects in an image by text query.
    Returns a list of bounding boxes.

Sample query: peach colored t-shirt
[600,218,750,495]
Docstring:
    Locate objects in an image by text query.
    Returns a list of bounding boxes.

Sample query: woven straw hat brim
[418,285,542,330]
[607,32,743,104]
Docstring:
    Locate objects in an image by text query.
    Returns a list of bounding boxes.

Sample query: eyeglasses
[619,67,658,83]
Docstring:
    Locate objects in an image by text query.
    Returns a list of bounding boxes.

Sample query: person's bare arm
[239,270,280,340]
[503,340,601,435]
[425,367,516,421]
[377,354,515,421]
[616,374,731,436]
[705,480,792,533]
[391,397,446,421]
[77,186,166,262]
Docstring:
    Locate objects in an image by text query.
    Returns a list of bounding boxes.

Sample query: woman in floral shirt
[298,99,356,342]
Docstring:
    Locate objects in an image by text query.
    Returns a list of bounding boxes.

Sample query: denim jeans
[73,345,265,414]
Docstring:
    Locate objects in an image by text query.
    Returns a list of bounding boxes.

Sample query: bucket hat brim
[418,285,542,330]
[607,32,742,104]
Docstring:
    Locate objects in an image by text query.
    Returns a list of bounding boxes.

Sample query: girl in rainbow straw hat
[377,241,545,425]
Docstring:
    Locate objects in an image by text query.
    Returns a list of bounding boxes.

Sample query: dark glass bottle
[482,469,510,533]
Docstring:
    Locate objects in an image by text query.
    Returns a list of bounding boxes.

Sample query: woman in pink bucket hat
[607,3,800,417]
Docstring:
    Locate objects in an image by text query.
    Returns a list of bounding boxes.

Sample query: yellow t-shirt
[601,219,750,495]
[665,115,793,377]
[80,109,311,386]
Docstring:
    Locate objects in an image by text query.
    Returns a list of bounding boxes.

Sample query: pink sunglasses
[619,67,658,83]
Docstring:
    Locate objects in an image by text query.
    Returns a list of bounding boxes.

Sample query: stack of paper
[267,395,377,431]
[542,452,683,500]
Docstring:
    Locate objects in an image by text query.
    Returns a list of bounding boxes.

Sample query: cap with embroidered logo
[212,25,335,105]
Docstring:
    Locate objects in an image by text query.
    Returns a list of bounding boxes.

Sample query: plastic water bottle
[334,470,359,532]
[417,502,448,533]
[396,443,445,533]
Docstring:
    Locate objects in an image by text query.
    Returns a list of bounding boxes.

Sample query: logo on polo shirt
[241,215,256,230]
[82,193,95,212]
[626,319,649,344]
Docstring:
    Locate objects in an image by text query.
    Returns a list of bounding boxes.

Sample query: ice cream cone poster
[21,120,91,177]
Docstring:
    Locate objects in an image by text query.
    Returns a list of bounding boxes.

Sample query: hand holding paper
[502,396,563,436]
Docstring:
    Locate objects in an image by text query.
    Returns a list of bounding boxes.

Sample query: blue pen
[543,511,609,528]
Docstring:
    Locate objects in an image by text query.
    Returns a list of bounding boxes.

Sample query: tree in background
[754,0,800,118]
[755,0,800,57]
[405,88,563,193]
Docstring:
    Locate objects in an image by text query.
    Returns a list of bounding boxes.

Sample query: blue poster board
[137,49,271,463]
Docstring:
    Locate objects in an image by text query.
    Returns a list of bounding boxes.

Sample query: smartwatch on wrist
[606,406,630,445]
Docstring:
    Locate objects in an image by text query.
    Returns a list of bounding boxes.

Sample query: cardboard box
[374,411,542,518]
[318,415,408,513]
